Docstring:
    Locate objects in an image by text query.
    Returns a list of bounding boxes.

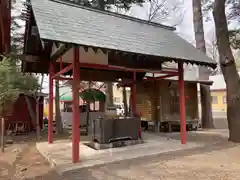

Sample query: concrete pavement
[36,132,202,175]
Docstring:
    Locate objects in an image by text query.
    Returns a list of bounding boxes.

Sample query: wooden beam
[55,76,73,81]
[52,64,73,79]
[20,54,41,62]
[80,63,164,73]
[50,44,71,61]
[98,83,105,90]
[144,74,177,81]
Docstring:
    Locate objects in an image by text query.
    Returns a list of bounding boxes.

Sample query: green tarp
[60,89,105,102]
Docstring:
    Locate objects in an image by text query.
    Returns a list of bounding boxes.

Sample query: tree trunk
[55,80,63,134]
[192,0,214,128]
[213,0,240,142]
[35,74,45,139]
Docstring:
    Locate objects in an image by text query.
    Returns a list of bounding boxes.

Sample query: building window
[223,96,227,104]
[212,96,218,104]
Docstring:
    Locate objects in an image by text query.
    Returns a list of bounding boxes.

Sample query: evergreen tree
[11,2,24,58]
[0,56,39,117]
[64,0,145,10]
[0,2,39,117]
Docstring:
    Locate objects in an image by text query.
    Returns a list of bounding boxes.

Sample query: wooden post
[132,72,137,114]
[86,81,91,135]
[72,47,80,163]
[122,87,128,115]
[36,97,40,140]
[1,117,5,153]
[48,62,54,144]
[178,62,187,144]
[132,72,141,138]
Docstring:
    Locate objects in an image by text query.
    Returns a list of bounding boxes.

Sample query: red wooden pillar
[178,62,187,144]
[72,47,80,163]
[48,62,54,144]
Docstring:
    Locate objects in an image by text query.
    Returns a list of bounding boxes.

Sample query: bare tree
[147,0,185,26]
[145,0,185,71]
[192,0,214,129]
[206,38,221,75]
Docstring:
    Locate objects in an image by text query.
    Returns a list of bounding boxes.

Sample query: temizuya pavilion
[21,0,216,163]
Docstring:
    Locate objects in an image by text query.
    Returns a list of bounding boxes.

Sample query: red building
[5,93,46,134]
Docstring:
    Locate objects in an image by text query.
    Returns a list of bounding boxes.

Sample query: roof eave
[42,38,217,69]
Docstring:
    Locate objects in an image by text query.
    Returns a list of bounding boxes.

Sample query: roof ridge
[49,0,175,31]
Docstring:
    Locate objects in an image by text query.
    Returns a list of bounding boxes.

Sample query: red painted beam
[52,64,73,79]
[48,62,54,144]
[118,74,177,87]
[72,47,80,163]
[60,56,63,70]
[178,62,187,144]
[80,63,177,74]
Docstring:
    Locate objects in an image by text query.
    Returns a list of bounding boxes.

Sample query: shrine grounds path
[1,129,240,180]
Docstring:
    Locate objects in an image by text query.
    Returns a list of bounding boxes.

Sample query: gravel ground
[62,141,240,180]
[1,130,240,180]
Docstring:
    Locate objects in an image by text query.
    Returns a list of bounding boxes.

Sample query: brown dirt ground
[0,132,67,180]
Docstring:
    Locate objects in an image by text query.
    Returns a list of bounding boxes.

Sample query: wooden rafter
[50,43,72,61]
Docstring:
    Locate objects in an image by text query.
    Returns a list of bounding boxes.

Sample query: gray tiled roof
[30,0,216,68]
